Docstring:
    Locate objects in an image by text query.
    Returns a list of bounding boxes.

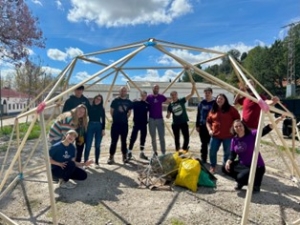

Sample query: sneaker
[107,155,115,165]
[94,163,100,169]
[59,180,77,189]
[209,167,216,174]
[127,152,132,161]
[139,152,148,160]
[123,154,129,164]
[234,183,243,191]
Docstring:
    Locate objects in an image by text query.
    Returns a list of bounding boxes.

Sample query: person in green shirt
[166,83,195,151]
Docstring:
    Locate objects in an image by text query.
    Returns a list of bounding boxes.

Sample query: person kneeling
[222,117,283,193]
[49,129,93,189]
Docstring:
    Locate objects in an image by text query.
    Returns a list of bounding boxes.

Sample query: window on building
[17,104,19,109]
[8,104,11,110]
[13,104,15,110]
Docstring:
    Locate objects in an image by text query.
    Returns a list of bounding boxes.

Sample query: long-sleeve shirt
[88,104,106,130]
[229,125,272,167]
[206,106,240,139]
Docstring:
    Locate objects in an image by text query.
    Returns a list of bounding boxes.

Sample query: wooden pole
[18,45,147,118]
[104,72,119,109]
[39,111,58,225]
[0,120,16,180]
[16,118,22,176]
[0,212,19,225]
[0,175,19,201]
[162,70,185,95]
[0,114,37,192]
[241,111,265,225]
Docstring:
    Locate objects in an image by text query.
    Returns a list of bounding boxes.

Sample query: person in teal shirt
[166,83,195,151]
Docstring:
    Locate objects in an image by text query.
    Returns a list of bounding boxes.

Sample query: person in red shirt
[206,94,240,174]
[234,79,279,129]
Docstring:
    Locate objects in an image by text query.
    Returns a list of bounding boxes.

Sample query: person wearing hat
[195,87,215,163]
[49,129,93,189]
[62,85,91,163]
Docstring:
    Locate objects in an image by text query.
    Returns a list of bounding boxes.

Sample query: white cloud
[123,69,178,82]
[67,0,193,27]
[47,47,85,62]
[42,66,61,76]
[75,71,101,83]
[31,0,42,6]
[47,49,68,61]
[157,42,255,67]
[56,0,64,10]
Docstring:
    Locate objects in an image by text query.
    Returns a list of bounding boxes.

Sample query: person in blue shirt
[49,129,93,189]
[195,87,215,163]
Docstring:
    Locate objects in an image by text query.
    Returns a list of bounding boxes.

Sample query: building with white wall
[0,87,30,115]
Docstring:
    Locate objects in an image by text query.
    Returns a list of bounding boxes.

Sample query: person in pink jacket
[206,93,240,174]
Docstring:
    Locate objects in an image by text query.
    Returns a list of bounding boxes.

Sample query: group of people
[48,80,281,192]
[196,80,280,192]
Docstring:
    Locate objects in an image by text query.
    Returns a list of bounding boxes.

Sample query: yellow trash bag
[174,158,201,192]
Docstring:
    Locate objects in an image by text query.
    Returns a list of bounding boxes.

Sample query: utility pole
[282,22,300,97]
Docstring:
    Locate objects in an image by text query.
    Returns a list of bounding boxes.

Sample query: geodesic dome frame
[0,38,299,225]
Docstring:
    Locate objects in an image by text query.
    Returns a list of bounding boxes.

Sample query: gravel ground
[0,112,300,225]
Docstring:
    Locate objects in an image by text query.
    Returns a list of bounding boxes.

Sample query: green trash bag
[198,170,216,188]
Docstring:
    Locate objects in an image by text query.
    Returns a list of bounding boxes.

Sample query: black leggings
[171,122,189,150]
[128,124,147,150]
[51,161,87,182]
[222,161,265,187]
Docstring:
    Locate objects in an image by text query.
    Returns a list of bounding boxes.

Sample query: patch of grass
[0,122,46,141]
[170,218,186,225]
[0,125,13,135]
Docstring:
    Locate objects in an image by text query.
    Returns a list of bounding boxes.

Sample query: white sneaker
[59,180,77,189]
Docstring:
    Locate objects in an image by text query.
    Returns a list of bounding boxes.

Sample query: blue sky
[2,0,300,85]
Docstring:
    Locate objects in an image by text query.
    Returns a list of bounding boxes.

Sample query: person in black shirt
[62,85,90,112]
[127,91,149,160]
[84,94,106,168]
[107,87,133,164]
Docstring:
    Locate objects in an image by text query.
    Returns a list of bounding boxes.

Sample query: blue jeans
[85,121,103,163]
[209,137,231,167]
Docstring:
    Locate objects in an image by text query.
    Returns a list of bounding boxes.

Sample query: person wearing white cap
[49,129,93,189]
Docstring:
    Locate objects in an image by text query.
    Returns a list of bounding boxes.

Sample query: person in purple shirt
[146,84,168,155]
[222,117,283,193]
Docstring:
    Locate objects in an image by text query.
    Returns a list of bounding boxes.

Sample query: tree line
[181,24,300,99]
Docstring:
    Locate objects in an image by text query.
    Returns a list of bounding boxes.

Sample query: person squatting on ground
[166,83,195,151]
[222,117,283,193]
[49,129,93,189]
[62,85,91,163]
[84,94,106,168]
[206,93,240,174]
[127,91,149,161]
[233,79,279,129]
[146,84,168,155]
[196,87,215,163]
[48,104,88,147]
[108,87,133,164]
